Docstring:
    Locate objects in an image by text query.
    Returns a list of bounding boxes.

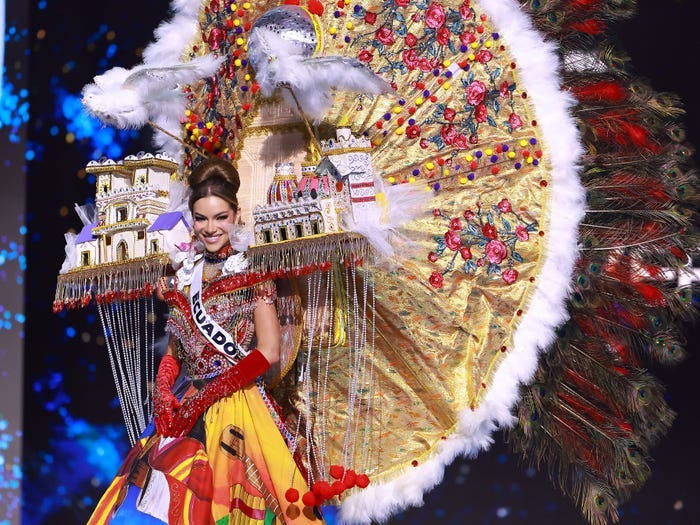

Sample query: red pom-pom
[329,464,345,480]
[301,491,317,507]
[331,481,346,496]
[285,488,300,503]
[356,474,370,488]
[342,469,356,488]
[307,0,324,15]
[312,480,334,500]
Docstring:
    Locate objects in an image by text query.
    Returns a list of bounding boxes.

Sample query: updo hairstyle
[187,157,241,212]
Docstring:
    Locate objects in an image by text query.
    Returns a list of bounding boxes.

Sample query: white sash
[189,260,246,363]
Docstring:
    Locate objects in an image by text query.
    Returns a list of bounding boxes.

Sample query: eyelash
[195,215,230,222]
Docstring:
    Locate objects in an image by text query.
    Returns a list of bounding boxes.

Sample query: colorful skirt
[88,381,324,525]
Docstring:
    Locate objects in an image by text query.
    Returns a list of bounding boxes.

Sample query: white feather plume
[248,26,394,121]
[81,54,223,130]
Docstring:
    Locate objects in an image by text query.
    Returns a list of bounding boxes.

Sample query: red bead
[285,488,300,503]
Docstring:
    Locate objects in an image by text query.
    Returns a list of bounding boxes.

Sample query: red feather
[571,81,628,103]
[632,283,667,307]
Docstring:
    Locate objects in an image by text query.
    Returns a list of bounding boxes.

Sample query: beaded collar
[203,244,235,263]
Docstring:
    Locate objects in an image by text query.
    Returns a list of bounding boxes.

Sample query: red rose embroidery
[425,2,446,28]
[443,108,456,122]
[364,11,377,24]
[395,0,409,6]
[516,224,529,241]
[459,2,472,19]
[499,80,510,98]
[440,124,458,145]
[485,239,507,264]
[509,112,523,130]
[449,217,462,230]
[475,50,493,63]
[497,198,512,213]
[445,230,462,251]
[428,251,439,262]
[466,80,486,106]
[475,104,488,123]
[463,210,475,220]
[406,124,421,138]
[460,246,473,260]
[482,223,498,239]
[502,268,518,284]
[375,26,395,45]
[429,271,444,288]
[453,134,468,149]
[405,33,418,47]
[358,49,373,63]
[460,31,476,46]
[402,49,420,70]
[437,26,451,45]
[420,138,430,149]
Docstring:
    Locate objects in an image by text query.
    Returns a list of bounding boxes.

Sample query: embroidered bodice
[162,259,276,380]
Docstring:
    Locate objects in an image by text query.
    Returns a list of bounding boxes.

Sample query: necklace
[203,244,235,263]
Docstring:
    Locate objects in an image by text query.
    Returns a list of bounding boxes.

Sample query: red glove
[169,349,270,437]
[153,354,181,436]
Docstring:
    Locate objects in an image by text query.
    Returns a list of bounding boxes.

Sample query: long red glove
[153,354,181,436]
[168,349,270,437]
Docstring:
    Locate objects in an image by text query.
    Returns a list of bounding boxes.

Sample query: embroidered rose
[440,124,458,145]
[516,224,529,241]
[475,104,488,123]
[395,0,410,7]
[429,271,444,288]
[406,124,421,138]
[449,217,462,230]
[485,239,508,264]
[460,246,473,260]
[443,107,456,122]
[509,112,523,130]
[502,268,519,284]
[425,2,446,28]
[497,198,512,213]
[459,2,472,19]
[428,251,439,262]
[418,57,437,72]
[500,80,510,98]
[419,138,430,149]
[469,133,479,144]
[463,209,475,220]
[466,80,486,106]
[445,230,462,251]
[405,33,418,47]
[475,50,493,63]
[402,49,420,70]
[364,11,377,24]
[453,134,468,149]
[482,223,498,239]
[375,26,395,45]
[460,31,476,46]
[437,26,451,46]
[358,49,373,63]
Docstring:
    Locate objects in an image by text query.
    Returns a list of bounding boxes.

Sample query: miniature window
[295,224,304,238]
[262,230,272,244]
[137,230,145,240]
[105,235,112,246]
[311,221,320,235]
[150,240,159,253]
[116,207,128,222]
[279,226,289,241]
[81,251,90,266]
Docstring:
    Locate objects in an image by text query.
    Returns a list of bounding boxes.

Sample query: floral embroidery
[428,198,537,287]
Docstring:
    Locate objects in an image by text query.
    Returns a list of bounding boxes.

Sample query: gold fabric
[184,0,550,487]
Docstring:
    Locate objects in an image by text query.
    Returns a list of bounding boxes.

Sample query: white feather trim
[73,202,97,226]
[338,0,586,522]
[59,232,78,275]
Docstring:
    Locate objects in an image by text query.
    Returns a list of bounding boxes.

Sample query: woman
[88,157,323,524]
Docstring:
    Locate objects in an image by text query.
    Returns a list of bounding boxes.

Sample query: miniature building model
[74,152,190,268]
[252,129,379,246]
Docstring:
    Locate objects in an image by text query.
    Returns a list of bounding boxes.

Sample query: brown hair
[187,157,241,212]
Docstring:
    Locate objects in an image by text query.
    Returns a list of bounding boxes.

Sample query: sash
[190,260,246,363]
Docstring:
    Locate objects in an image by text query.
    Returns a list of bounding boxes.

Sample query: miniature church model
[73,152,190,268]
[252,128,379,246]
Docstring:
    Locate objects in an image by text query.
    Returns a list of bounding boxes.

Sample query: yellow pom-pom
[508,151,516,159]
[459,177,467,184]
[466,154,473,161]
[485,40,493,48]
[388,176,395,183]
[426,162,434,170]
[234,59,242,67]
[393,106,402,114]
[329,27,337,35]
[346,21,354,30]
[395,127,404,135]
[233,19,241,27]
[408,176,416,183]
[442,81,450,90]
[519,139,528,147]
[485,148,493,155]
[243,1,251,8]
[236,37,245,45]
[415,97,424,105]
[443,59,451,67]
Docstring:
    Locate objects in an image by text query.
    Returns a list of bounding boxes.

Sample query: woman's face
[192,195,239,253]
